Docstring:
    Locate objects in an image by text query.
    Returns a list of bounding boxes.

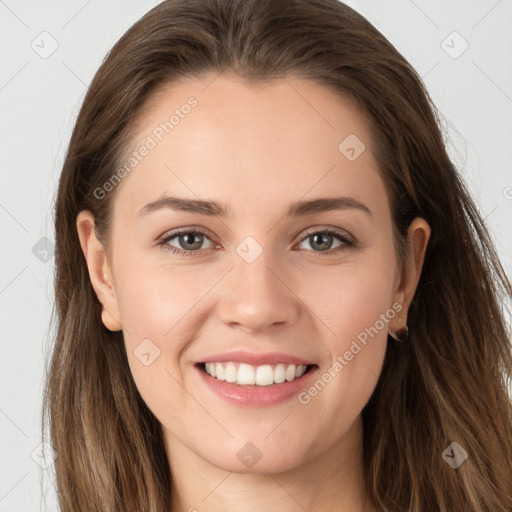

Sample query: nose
[216,247,301,333]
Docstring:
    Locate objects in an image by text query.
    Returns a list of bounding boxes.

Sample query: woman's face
[79,73,429,474]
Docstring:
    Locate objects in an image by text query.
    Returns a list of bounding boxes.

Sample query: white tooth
[207,362,308,385]
[225,363,238,383]
[255,365,274,386]
[285,364,297,381]
[296,364,307,378]
[216,363,226,381]
[237,363,255,385]
[274,363,286,384]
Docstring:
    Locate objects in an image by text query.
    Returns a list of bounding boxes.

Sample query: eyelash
[157,226,356,258]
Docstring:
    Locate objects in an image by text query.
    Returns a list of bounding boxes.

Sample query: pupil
[312,233,332,251]
[182,233,201,250]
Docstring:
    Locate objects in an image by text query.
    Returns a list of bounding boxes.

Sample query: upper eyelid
[298,225,352,239]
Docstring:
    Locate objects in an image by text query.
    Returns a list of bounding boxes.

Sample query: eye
[295,227,355,255]
[159,228,216,257]
[158,226,356,257]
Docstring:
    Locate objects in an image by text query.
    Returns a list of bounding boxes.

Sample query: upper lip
[197,351,316,366]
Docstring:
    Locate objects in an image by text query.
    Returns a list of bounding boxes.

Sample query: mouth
[195,361,318,387]
[193,351,320,407]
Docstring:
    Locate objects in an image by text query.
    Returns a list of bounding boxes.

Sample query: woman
[43,0,512,510]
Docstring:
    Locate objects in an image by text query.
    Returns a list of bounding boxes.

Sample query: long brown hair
[43,0,512,510]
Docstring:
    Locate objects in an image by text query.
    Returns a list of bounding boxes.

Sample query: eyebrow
[138,195,372,218]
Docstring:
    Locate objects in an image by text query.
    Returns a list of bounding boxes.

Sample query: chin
[203,435,311,474]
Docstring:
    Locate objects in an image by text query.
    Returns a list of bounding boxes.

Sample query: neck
[165,415,375,512]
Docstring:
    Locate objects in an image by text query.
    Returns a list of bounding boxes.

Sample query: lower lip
[195,364,319,407]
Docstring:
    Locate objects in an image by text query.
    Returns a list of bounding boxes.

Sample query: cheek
[114,258,209,344]
[304,250,396,349]
[112,259,206,398]
[331,272,395,349]
[296,246,396,415]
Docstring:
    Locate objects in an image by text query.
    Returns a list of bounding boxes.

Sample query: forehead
[134,72,372,149]
[113,72,387,221]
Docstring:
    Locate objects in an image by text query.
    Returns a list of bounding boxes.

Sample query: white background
[0,1,511,510]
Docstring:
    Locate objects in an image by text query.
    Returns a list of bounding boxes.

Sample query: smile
[195,360,319,407]
[202,362,313,386]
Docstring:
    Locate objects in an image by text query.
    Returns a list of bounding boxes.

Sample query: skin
[77,72,430,512]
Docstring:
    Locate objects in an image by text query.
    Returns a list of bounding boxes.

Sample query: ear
[76,210,122,331]
[389,217,431,335]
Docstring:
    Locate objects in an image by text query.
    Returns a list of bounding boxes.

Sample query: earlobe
[389,217,431,339]
[76,210,123,332]
[101,307,123,332]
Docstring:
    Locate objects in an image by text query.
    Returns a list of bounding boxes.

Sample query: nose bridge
[217,236,299,331]
[235,241,280,293]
